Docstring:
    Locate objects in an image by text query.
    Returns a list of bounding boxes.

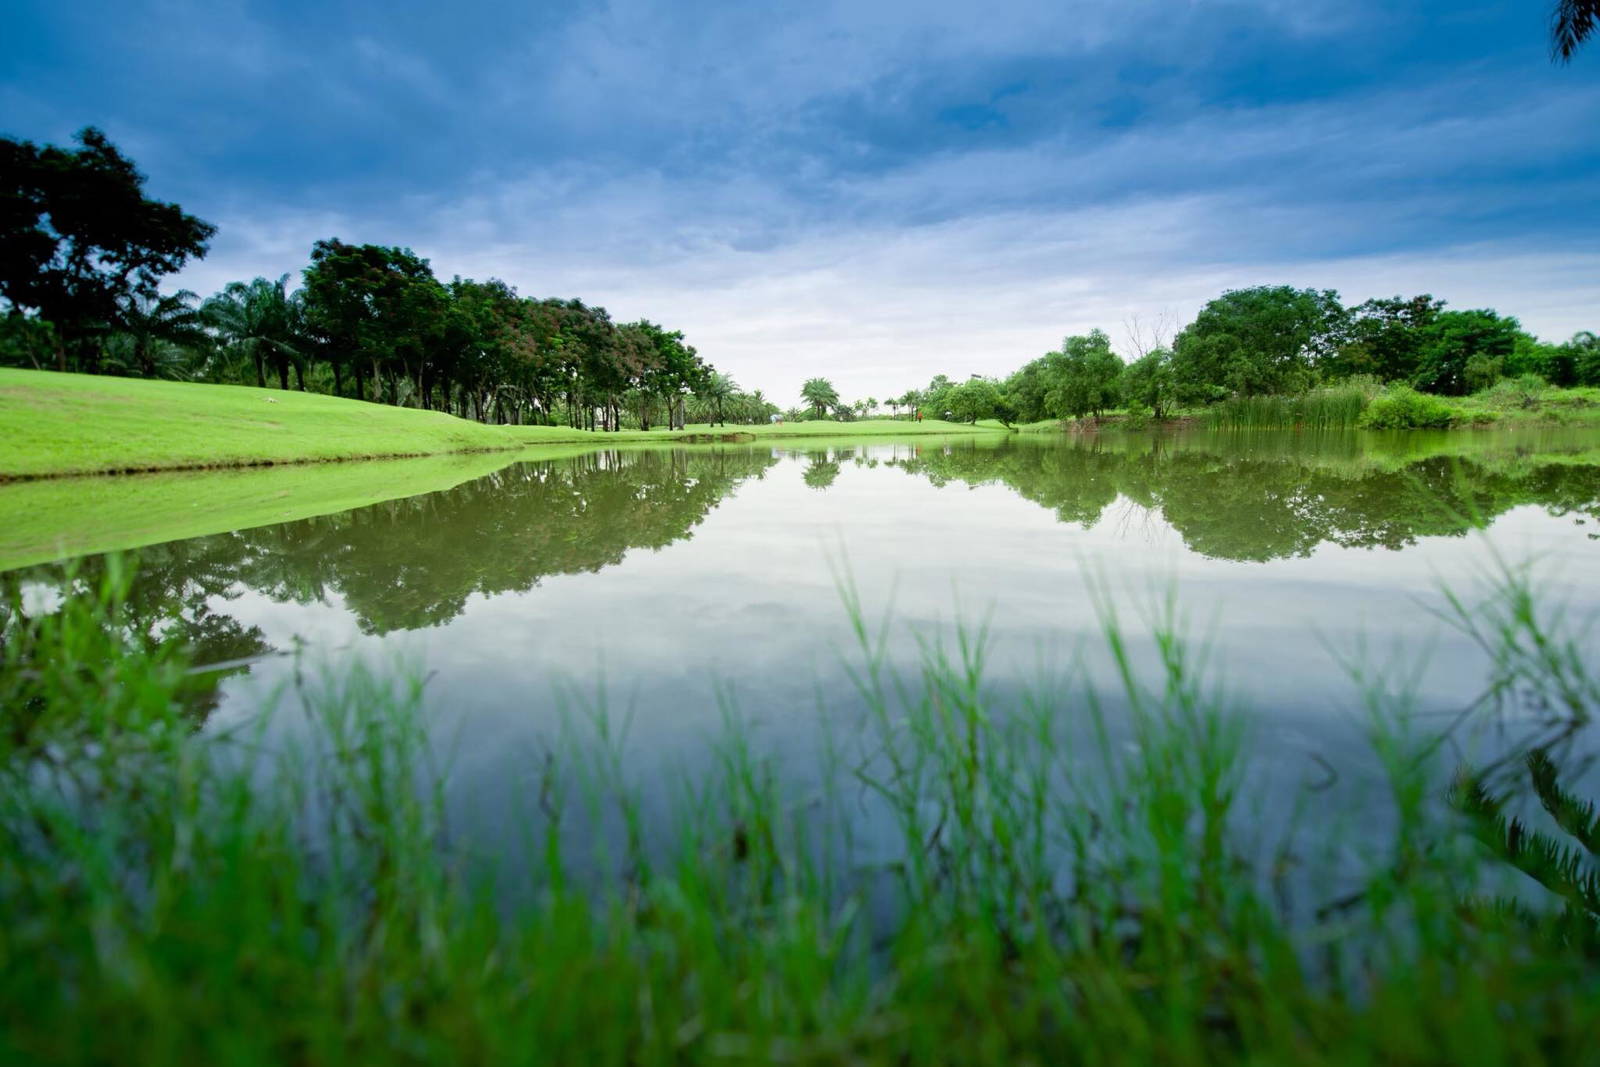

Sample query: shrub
[1475,373,1548,411]
[1359,385,1460,429]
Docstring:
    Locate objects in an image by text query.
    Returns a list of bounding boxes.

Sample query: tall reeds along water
[1204,382,1373,430]
[2,552,1599,1064]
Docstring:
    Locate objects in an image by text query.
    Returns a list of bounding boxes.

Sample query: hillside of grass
[0,370,1010,478]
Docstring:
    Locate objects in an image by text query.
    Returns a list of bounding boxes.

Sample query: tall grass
[2,558,1599,1063]
[1205,382,1375,430]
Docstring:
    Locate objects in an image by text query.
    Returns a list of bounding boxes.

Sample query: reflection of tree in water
[802,450,843,491]
[315,448,777,632]
[0,536,271,723]
[6,448,779,674]
[888,436,1600,562]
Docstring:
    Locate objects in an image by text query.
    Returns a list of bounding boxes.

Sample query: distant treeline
[0,128,777,430]
[890,288,1600,426]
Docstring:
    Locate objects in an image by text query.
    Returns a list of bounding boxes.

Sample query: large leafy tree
[1045,329,1124,419]
[1120,348,1177,420]
[1412,309,1525,396]
[0,127,214,372]
[1567,330,1600,386]
[1172,286,1346,400]
[1331,294,1445,382]
[301,240,444,404]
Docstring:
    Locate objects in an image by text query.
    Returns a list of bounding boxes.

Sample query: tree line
[0,129,778,430]
[890,287,1600,426]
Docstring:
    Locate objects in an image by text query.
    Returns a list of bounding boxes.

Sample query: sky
[3,0,1597,403]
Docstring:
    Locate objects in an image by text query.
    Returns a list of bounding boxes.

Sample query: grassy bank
[0,369,1004,479]
[2,558,1599,1063]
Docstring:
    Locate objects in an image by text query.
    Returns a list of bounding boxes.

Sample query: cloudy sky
[4,1,1597,401]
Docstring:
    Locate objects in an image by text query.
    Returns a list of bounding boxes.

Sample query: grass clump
[3,558,1600,1063]
[1359,385,1462,429]
[1205,381,1373,430]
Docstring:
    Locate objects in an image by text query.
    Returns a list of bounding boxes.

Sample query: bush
[1475,373,1548,411]
[1359,385,1460,429]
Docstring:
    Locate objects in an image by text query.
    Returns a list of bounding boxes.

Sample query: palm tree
[202,275,307,389]
[107,290,207,378]
[800,377,840,420]
[1554,0,1599,61]
[699,371,737,426]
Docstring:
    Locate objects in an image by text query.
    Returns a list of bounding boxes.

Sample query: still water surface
[7,427,1600,850]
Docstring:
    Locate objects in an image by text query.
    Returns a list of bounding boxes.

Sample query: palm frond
[1553,0,1600,62]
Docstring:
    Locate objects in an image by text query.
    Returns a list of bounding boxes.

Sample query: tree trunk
[333,361,344,398]
[254,352,266,388]
[277,358,289,391]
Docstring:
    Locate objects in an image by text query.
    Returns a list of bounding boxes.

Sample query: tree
[109,290,207,379]
[301,240,445,405]
[1171,286,1345,400]
[0,127,214,372]
[1045,330,1124,418]
[1553,0,1599,61]
[202,275,306,389]
[1566,330,1600,386]
[699,371,736,426]
[949,377,1003,424]
[1331,295,1445,382]
[1120,348,1177,420]
[800,377,839,419]
[1412,309,1524,396]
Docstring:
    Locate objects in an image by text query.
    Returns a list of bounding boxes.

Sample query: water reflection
[2,430,1597,717]
[882,431,1600,561]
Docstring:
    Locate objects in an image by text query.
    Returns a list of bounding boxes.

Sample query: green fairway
[0,369,1009,478]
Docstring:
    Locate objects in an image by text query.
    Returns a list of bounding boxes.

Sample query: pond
[6,426,1600,866]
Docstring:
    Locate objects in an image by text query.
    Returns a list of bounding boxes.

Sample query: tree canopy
[0,127,214,371]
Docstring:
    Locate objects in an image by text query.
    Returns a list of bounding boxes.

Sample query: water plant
[2,554,1599,1064]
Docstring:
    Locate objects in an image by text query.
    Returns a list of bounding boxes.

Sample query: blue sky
[4,0,1597,400]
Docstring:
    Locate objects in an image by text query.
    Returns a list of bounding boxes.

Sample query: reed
[1,556,1597,1064]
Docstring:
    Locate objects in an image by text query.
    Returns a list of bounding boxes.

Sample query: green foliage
[799,377,840,419]
[1172,285,1345,400]
[1508,334,1578,386]
[1328,294,1444,382]
[948,376,1004,424]
[1359,385,1461,429]
[0,128,215,372]
[1043,329,1124,419]
[1476,373,1550,411]
[1452,751,1600,928]
[1118,348,1176,420]
[1205,382,1372,429]
[1412,308,1524,396]
[6,557,1600,1062]
[0,313,59,370]
[1568,331,1600,386]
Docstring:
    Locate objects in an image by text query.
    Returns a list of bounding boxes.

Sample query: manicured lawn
[0,369,1008,478]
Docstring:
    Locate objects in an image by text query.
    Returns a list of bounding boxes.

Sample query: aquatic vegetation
[1203,383,1372,429]
[1359,385,1463,429]
[3,555,1599,1063]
